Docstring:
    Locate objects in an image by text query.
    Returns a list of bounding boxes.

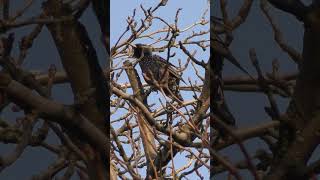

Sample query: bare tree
[110,1,210,179]
[0,1,108,180]
[212,0,320,179]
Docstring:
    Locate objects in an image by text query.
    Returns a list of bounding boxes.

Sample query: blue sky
[111,0,210,179]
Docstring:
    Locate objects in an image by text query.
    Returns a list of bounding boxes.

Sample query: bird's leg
[159,72,183,105]
[143,70,164,93]
[165,87,183,106]
[164,101,173,128]
[158,87,175,129]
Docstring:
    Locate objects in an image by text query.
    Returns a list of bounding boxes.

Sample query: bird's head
[129,44,152,58]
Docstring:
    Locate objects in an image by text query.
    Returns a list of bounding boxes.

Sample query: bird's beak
[127,44,135,57]
[128,44,136,48]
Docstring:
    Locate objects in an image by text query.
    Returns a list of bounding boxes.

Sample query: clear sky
[111,0,210,179]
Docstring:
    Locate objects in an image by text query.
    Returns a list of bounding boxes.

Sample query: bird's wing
[151,55,184,82]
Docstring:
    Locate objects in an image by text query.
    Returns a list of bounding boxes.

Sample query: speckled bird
[130,44,184,103]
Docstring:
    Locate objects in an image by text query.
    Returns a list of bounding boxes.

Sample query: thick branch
[43,1,108,179]
[267,0,307,21]
[0,74,107,153]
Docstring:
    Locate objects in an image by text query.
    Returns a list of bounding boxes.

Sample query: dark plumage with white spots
[131,44,183,103]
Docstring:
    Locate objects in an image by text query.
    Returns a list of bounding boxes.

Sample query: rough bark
[43,1,108,179]
[123,61,157,178]
[265,2,320,180]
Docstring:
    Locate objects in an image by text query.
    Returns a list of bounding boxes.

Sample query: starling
[130,44,184,103]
